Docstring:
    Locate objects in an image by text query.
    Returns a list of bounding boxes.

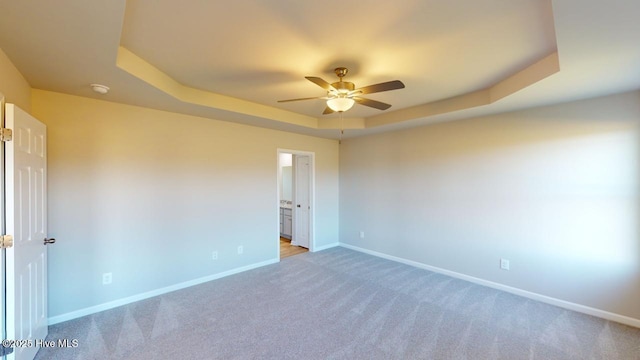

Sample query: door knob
[44,238,56,245]
[297,204,301,207]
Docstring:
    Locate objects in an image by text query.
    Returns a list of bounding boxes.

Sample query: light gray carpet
[36,247,640,359]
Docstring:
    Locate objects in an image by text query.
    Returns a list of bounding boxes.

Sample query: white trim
[276,151,284,260]
[276,149,316,255]
[48,258,279,325]
[339,243,640,329]
[312,242,340,252]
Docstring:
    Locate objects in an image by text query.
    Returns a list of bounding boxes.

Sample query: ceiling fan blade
[354,97,392,110]
[306,76,336,91]
[277,96,325,103]
[322,106,335,115]
[354,80,405,95]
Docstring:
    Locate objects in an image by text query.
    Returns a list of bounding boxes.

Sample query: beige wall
[340,91,640,321]
[32,90,339,318]
[0,48,30,111]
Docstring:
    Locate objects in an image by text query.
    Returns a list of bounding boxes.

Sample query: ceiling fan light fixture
[327,97,355,112]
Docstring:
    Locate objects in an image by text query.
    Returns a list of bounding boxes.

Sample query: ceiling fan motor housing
[330,81,355,95]
[330,67,354,95]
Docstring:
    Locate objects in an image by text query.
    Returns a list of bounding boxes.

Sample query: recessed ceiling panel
[121,0,557,118]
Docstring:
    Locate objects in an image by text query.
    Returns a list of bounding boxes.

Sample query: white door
[0,97,5,357]
[293,155,310,249]
[5,104,48,360]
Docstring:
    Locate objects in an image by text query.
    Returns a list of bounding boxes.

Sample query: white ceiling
[0,0,638,139]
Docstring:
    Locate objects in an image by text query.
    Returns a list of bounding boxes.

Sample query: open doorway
[277,149,314,259]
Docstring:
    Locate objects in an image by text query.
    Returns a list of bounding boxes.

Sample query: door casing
[277,149,315,257]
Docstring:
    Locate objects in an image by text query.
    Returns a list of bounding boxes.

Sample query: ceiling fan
[278,67,405,114]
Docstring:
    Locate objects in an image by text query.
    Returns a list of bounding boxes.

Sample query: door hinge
[0,127,12,142]
[0,234,13,249]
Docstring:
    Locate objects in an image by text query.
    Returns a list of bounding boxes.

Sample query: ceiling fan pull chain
[339,112,344,144]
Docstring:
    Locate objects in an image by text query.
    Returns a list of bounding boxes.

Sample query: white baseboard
[313,242,340,252]
[339,243,640,329]
[48,258,279,325]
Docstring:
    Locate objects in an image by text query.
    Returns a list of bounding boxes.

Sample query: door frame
[276,149,315,258]
[0,94,6,357]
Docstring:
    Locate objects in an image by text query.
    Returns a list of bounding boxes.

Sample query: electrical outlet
[212,251,218,260]
[237,246,243,255]
[102,272,113,285]
[359,231,365,239]
[500,259,510,271]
